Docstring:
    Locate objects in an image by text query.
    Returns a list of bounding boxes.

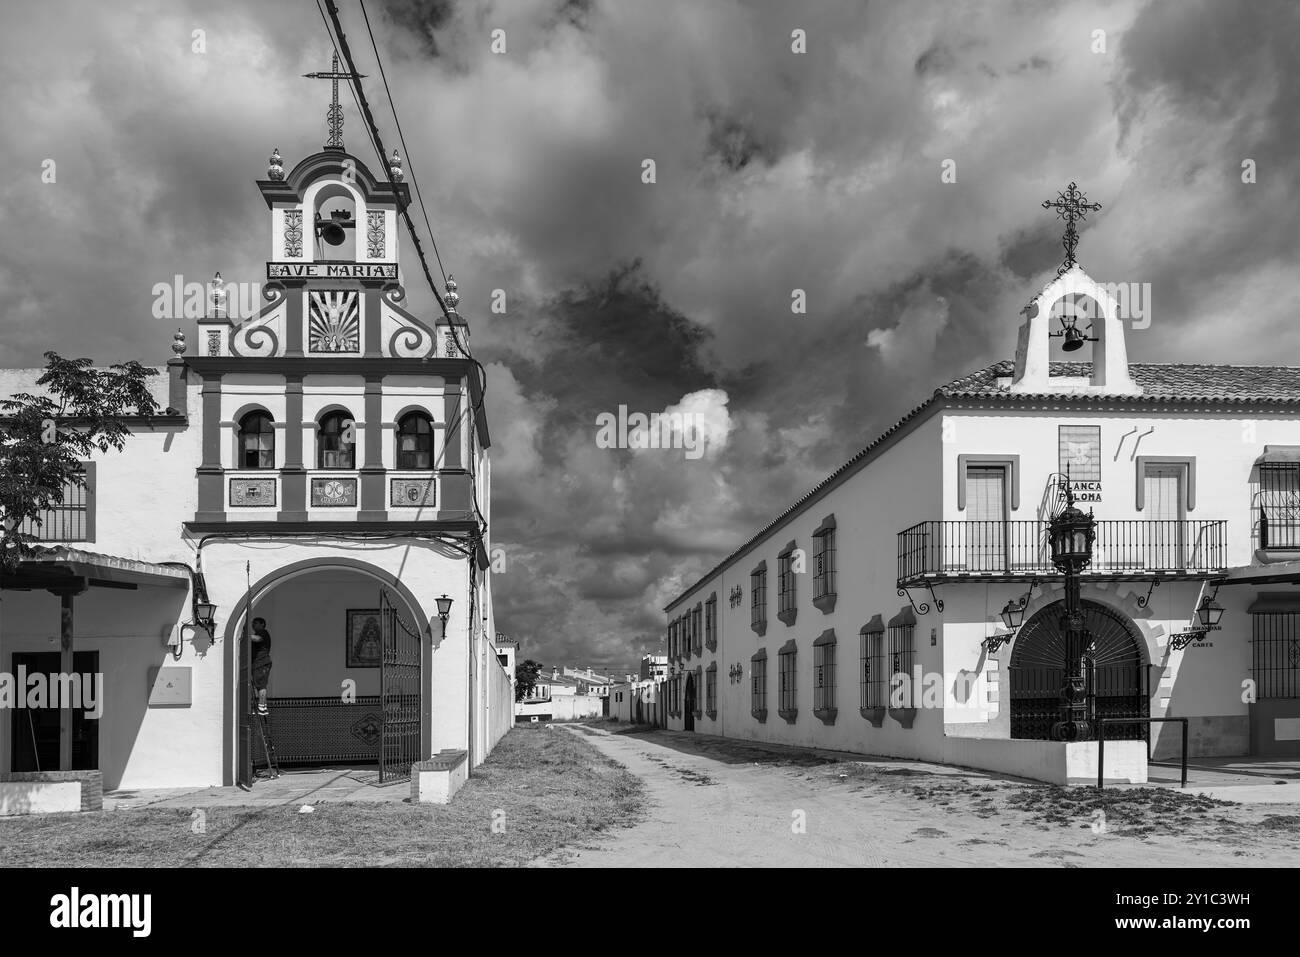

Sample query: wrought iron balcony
[897,519,1227,586]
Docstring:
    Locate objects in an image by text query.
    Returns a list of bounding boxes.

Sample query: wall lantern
[194,597,218,634]
[984,579,1037,653]
[435,594,454,634]
[1197,590,1225,630]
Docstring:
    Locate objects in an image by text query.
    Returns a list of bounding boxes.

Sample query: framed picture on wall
[346,609,383,668]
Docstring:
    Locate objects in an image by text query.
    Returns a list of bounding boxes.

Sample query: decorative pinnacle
[171,328,187,356]
[389,149,404,182]
[268,147,285,181]
[444,275,460,314]
[1042,182,1102,277]
[209,271,227,318]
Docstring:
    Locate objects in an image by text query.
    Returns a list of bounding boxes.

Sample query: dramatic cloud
[2,0,1297,672]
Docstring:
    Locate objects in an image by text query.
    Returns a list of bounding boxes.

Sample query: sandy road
[534,726,1300,868]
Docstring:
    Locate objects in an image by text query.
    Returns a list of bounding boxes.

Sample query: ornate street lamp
[1048,484,1096,742]
[984,579,1038,653]
[1197,591,1225,630]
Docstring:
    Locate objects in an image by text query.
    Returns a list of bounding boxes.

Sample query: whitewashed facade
[664,267,1300,784]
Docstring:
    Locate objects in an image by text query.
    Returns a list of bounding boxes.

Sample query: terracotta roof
[941,361,1300,404]
[664,360,1300,611]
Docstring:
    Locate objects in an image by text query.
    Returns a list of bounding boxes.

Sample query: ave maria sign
[267,262,398,280]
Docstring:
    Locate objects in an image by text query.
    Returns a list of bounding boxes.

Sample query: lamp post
[1047,484,1096,742]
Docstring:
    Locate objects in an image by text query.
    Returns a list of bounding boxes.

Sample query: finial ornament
[268,147,285,181]
[209,271,227,319]
[171,328,187,356]
[1041,182,1102,277]
[444,275,460,315]
[389,149,404,182]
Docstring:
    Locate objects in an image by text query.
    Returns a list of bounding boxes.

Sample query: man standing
[251,617,273,716]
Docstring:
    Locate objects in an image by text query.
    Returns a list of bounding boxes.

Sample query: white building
[664,264,1300,785]
[1,116,511,796]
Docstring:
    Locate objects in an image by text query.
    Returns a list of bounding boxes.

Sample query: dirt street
[534,726,1300,867]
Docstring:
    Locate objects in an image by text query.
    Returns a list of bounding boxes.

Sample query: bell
[318,221,347,246]
[1061,325,1087,351]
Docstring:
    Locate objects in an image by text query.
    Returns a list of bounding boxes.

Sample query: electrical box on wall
[148,667,193,707]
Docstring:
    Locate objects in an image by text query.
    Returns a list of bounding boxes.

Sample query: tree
[515,659,543,702]
[0,352,159,572]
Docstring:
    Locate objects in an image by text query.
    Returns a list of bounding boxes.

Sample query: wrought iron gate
[379,588,422,782]
[1009,599,1148,742]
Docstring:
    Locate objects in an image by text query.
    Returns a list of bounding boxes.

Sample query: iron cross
[303,53,367,150]
[1041,182,1102,276]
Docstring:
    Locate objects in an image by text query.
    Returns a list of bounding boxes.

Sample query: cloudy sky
[2,0,1297,672]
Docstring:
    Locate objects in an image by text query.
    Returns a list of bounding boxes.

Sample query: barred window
[814,527,836,600]
[1252,612,1300,698]
[888,608,917,708]
[778,644,797,715]
[777,543,797,623]
[751,652,768,717]
[18,466,93,543]
[1259,464,1300,550]
[751,562,768,633]
[814,637,836,712]
[861,620,887,709]
[706,663,717,714]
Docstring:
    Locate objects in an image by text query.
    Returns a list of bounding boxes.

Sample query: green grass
[0,725,644,867]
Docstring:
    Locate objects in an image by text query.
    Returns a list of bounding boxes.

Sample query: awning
[1253,445,1300,467]
[1,547,191,592]
[1248,592,1300,614]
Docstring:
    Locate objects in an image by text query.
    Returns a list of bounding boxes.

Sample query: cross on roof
[1041,182,1102,276]
[303,52,367,151]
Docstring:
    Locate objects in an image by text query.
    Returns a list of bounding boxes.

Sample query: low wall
[411,750,469,804]
[516,695,603,722]
[0,770,104,816]
[942,737,1147,785]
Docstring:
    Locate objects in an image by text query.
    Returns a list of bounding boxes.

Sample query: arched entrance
[221,559,430,785]
[1009,599,1149,741]
[683,674,696,732]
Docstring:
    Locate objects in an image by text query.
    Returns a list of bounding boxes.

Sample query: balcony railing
[897,520,1228,585]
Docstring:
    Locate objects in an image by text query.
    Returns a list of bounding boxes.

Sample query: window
[750,561,768,635]
[777,541,797,626]
[813,516,837,613]
[317,410,355,469]
[813,630,836,721]
[1251,611,1300,699]
[860,617,887,711]
[1259,463,1300,550]
[18,465,93,543]
[751,649,767,720]
[705,663,717,716]
[778,640,797,720]
[396,411,434,470]
[239,411,275,469]
[694,666,703,717]
[887,608,917,709]
[692,604,703,656]
[684,611,693,660]
[705,595,717,651]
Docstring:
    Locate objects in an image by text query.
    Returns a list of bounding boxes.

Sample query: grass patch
[1003,785,1234,835]
[0,725,644,868]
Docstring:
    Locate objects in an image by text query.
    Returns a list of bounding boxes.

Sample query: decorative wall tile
[311,477,357,507]
[230,478,276,507]
[390,478,435,508]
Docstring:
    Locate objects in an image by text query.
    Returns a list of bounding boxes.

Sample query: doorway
[10,651,100,772]
[683,674,696,732]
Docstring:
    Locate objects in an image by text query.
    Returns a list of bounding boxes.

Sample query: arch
[1008,598,1149,741]
[302,179,366,264]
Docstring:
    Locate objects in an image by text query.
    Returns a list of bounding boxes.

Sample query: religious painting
[229,478,276,507]
[311,477,357,507]
[346,609,383,669]
[1059,425,1101,481]
[390,478,435,508]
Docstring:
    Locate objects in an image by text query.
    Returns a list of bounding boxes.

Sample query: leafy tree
[0,352,159,572]
[515,659,543,702]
